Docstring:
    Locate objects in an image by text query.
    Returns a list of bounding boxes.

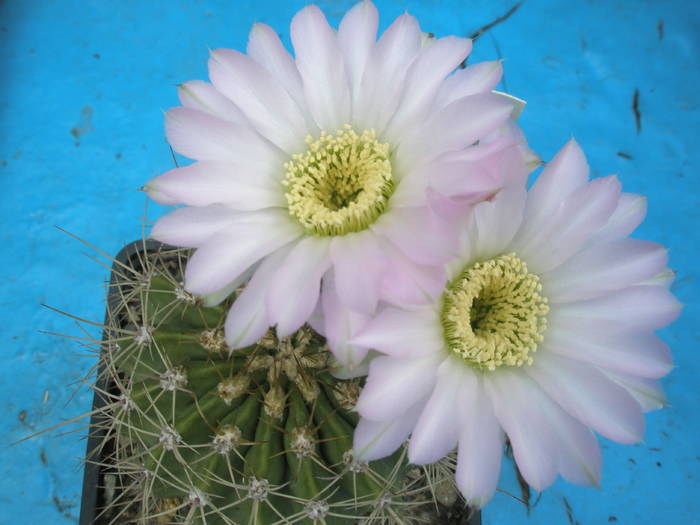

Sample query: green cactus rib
[107,271,414,524]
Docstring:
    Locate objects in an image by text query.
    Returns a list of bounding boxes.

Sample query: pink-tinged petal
[396,92,514,172]
[178,80,247,124]
[454,367,504,508]
[603,371,667,412]
[330,231,386,315]
[550,285,682,333]
[521,138,589,233]
[543,326,673,379]
[384,36,472,143]
[639,268,675,288]
[588,193,647,244]
[150,204,237,248]
[527,352,645,444]
[146,186,180,206]
[356,353,441,421]
[184,209,303,295]
[201,263,259,307]
[338,0,378,100]
[146,161,285,210]
[353,13,422,132]
[409,358,465,465]
[320,271,372,374]
[554,413,601,487]
[372,206,457,265]
[165,107,282,166]
[472,176,528,260]
[517,176,622,274]
[379,242,447,306]
[266,236,332,338]
[544,239,669,303]
[351,305,444,358]
[435,60,504,109]
[354,399,427,462]
[291,5,351,131]
[485,370,558,491]
[224,246,292,348]
[208,48,309,154]
[246,23,306,110]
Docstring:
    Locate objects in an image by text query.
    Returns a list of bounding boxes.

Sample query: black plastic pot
[78,240,482,525]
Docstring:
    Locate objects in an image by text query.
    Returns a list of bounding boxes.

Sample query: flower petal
[379,242,447,306]
[291,5,351,131]
[434,60,504,109]
[409,358,465,465]
[355,353,441,421]
[208,48,309,154]
[603,371,667,412]
[527,352,645,444]
[225,246,293,349]
[354,399,427,462]
[165,107,282,166]
[184,209,303,295]
[587,192,647,244]
[454,367,504,508]
[266,236,332,338]
[330,231,387,315]
[178,80,247,123]
[338,0,378,100]
[146,161,285,210]
[351,305,444,358]
[150,204,237,248]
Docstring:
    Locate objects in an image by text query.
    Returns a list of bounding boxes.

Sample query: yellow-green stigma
[441,253,549,371]
[283,125,394,236]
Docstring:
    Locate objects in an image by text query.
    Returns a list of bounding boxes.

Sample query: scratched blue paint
[0,0,697,523]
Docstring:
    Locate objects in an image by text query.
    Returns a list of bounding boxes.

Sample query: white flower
[146,0,527,373]
[352,139,680,507]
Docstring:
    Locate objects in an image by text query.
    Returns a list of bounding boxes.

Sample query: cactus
[83,241,474,524]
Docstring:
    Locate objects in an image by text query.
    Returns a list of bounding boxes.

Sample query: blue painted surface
[1,0,697,523]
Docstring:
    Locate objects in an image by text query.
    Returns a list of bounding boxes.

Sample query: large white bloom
[352,139,680,507]
[146,0,527,373]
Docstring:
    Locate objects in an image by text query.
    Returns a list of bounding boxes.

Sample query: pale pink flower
[146,0,528,373]
[352,139,680,507]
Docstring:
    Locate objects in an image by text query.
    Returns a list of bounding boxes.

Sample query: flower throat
[441,253,549,371]
[283,125,394,236]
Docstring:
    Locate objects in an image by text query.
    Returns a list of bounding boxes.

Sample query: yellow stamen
[441,253,549,371]
[283,125,394,236]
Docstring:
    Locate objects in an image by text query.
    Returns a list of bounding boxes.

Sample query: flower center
[283,125,394,236]
[441,253,549,371]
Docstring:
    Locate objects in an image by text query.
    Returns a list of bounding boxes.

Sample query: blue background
[1,0,698,523]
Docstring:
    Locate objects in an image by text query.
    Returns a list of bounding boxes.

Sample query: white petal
[543,326,673,379]
[544,238,668,303]
[208,48,309,154]
[355,354,441,421]
[165,107,282,166]
[379,242,447,306]
[549,284,682,333]
[527,352,644,444]
[224,246,292,348]
[291,5,351,131]
[145,161,285,210]
[330,231,386,315]
[178,80,247,123]
[396,92,514,172]
[485,370,558,491]
[603,371,667,412]
[351,305,444,358]
[553,414,601,487]
[454,368,504,508]
[150,204,237,248]
[587,193,647,244]
[320,271,372,374]
[408,358,465,465]
[354,399,427,462]
[383,36,472,143]
[246,23,306,110]
[266,236,332,338]
[434,60,504,109]
[201,263,259,307]
[338,0,378,101]
[353,13,422,132]
[184,209,303,295]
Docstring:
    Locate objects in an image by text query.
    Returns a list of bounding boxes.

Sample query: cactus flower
[351,139,680,507]
[145,0,529,374]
